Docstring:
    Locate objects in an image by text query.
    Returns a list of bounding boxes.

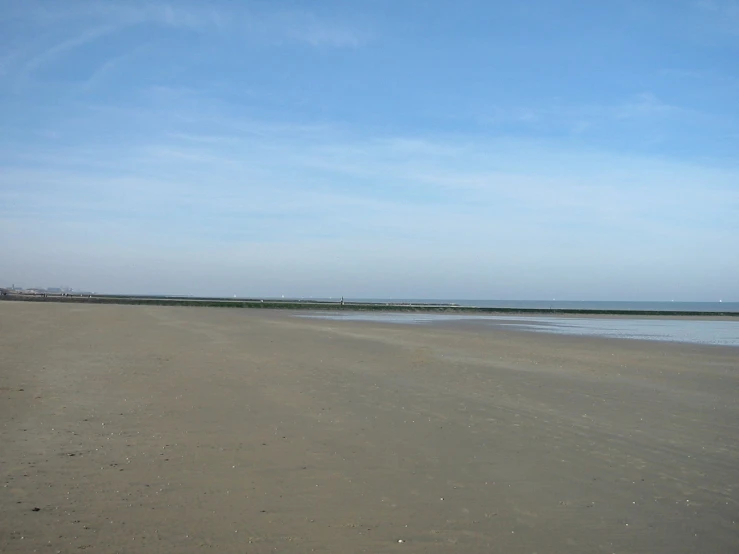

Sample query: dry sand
[1,302,738,553]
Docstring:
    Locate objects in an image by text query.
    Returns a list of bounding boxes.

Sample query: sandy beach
[1,302,738,553]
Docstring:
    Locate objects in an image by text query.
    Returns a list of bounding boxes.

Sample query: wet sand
[1,302,738,553]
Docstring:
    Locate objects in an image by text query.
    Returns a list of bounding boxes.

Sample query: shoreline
[2,293,738,318]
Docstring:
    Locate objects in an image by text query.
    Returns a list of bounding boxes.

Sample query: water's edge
[2,295,738,317]
[297,312,739,347]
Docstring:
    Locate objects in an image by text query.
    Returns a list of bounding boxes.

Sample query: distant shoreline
[2,292,738,317]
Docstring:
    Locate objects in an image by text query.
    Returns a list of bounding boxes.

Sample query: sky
[1,0,737,300]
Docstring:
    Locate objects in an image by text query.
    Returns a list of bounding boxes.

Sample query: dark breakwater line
[2,294,738,317]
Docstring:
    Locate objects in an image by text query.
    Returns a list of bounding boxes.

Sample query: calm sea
[298,313,739,347]
[349,299,739,313]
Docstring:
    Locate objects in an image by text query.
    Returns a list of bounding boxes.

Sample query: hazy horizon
[3,284,737,304]
[2,1,737,301]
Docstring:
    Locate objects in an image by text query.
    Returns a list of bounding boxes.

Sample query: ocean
[297,312,739,347]
[348,299,739,313]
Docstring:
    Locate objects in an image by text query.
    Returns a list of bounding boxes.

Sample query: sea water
[297,312,739,347]
[348,299,739,313]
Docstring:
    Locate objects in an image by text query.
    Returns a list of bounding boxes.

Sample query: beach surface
[1,302,738,553]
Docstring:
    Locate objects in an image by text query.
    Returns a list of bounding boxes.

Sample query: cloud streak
[1,0,368,90]
[1,1,736,299]
[18,25,117,83]
[3,120,736,247]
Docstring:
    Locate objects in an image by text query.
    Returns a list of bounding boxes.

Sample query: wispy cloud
[18,25,117,84]
[4,123,737,297]
[12,1,367,45]
[693,0,739,16]
[476,92,686,143]
[614,92,677,119]
[3,119,737,243]
[276,10,365,47]
[691,0,739,35]
[1,1,368,90]
[1,1,736,298]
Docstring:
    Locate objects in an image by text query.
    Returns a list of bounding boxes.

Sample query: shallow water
[297,312,739,347]
[347,299,739,312]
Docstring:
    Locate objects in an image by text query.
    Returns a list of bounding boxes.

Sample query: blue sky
[1,0,737,299]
